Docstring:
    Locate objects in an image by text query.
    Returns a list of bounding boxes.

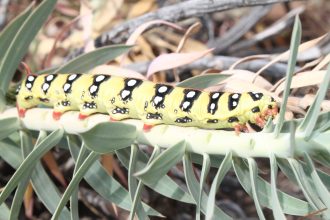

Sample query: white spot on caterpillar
[153,96,163,105]
[254,93,260,98]
[186,91,196,98]
[158,86,168,93]
[27,76,34,81]
[26,83,32,89]
[232,101,238,107]
[127,79,137,86]
[89,85,98,94]
[46,75,54,81]
[121,90,130,99]
[95,75,105,82]
[42,83,49,91]
[212,93,220,99]
[182,101,190,109]
[68,74,77,81]
[63,83,71,92]
[232,93,239,99]
[210,103,215,110]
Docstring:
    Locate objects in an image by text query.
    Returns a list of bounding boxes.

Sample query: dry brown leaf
[91,65,146,79]
[120,20,185,65]
[297,94,330,111]
[136,37,156,60]
[274,70,326,95]
[128,0,155,18]
[101,154,114,175]
[146,34,178,51]
[229,55,271,70]
[210,79,278,100]
[42,151,67,187]
[80,0,94,52]
[24,183,34,219]
[126,20,184,46]
[92,0,123,33]
[147,48,214,79]
[253,34,327,82]
[159,31,208,52]
[112,158,128,187]
[313,53,330,71]
[176,22,202,53]
[221,69,273,89]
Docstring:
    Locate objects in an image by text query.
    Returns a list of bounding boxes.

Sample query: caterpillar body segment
[16,73,278,131]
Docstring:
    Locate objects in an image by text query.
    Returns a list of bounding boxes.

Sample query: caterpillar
[15,73,278,132]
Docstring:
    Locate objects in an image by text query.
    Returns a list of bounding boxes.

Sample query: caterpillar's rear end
[16,73,278,132]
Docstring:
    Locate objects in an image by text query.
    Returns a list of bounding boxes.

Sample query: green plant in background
[0,0,330,219]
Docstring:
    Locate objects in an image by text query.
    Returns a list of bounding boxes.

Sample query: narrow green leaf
[80,122,137,154]
[288,158,325,211]
[0,0,56,93]
[52,151,99,220]
[183,153,232,220]
[269,154,286,220]
[67,137,162,217]
[0,138,22,168]
[0,3,33,64]
[53,45,132,74]
[70,143,89,220]
[116,147,193,204]
[0,118,19,141]
[299,160,330,190]
[177,74,230,89]
[0,129,64,205]
[273,16,301,137]
[299,64,330,140]
[9,131,34,220]
[128,144,149,220]
[0,88,6,111]
[135,140,186,186]
[0,204,10,220]
[31,158,71,220]
[311,149,330,167]
[197,153,210,220]
[0,134,70,219]
[247,158,265,220]
[233,157,313,216]
[205,152,232,220]
[303,153,330,217]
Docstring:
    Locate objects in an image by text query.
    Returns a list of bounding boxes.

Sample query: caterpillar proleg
[16,73,278,132]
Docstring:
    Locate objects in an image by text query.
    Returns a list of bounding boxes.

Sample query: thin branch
[208,5,273,54]
[228,6,305,53]
[0,108,295,158]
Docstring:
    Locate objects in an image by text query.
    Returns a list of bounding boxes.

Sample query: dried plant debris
[0,0,330,219]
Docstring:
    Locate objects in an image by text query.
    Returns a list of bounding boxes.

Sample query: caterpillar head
[247,94,278,127]
[16,75,39,111]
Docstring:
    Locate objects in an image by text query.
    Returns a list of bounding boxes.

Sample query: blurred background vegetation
[0,0,330,219]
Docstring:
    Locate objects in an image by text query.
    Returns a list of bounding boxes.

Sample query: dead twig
[209,5,273,54]
[229,6,305,53]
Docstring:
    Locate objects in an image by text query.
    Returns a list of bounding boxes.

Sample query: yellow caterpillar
[16,73,278,132]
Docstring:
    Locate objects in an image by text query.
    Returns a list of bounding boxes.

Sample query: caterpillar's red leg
[78,113,88,120]
[52,111,62,121]
[109,117,117,122]
[234,124,248,135]
[18,108,26,118]
[16,104,26,118]
[255,116,265,128]
[143,124,154,132]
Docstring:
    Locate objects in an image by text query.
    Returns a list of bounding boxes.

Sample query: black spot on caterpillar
[16,73,278,131]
